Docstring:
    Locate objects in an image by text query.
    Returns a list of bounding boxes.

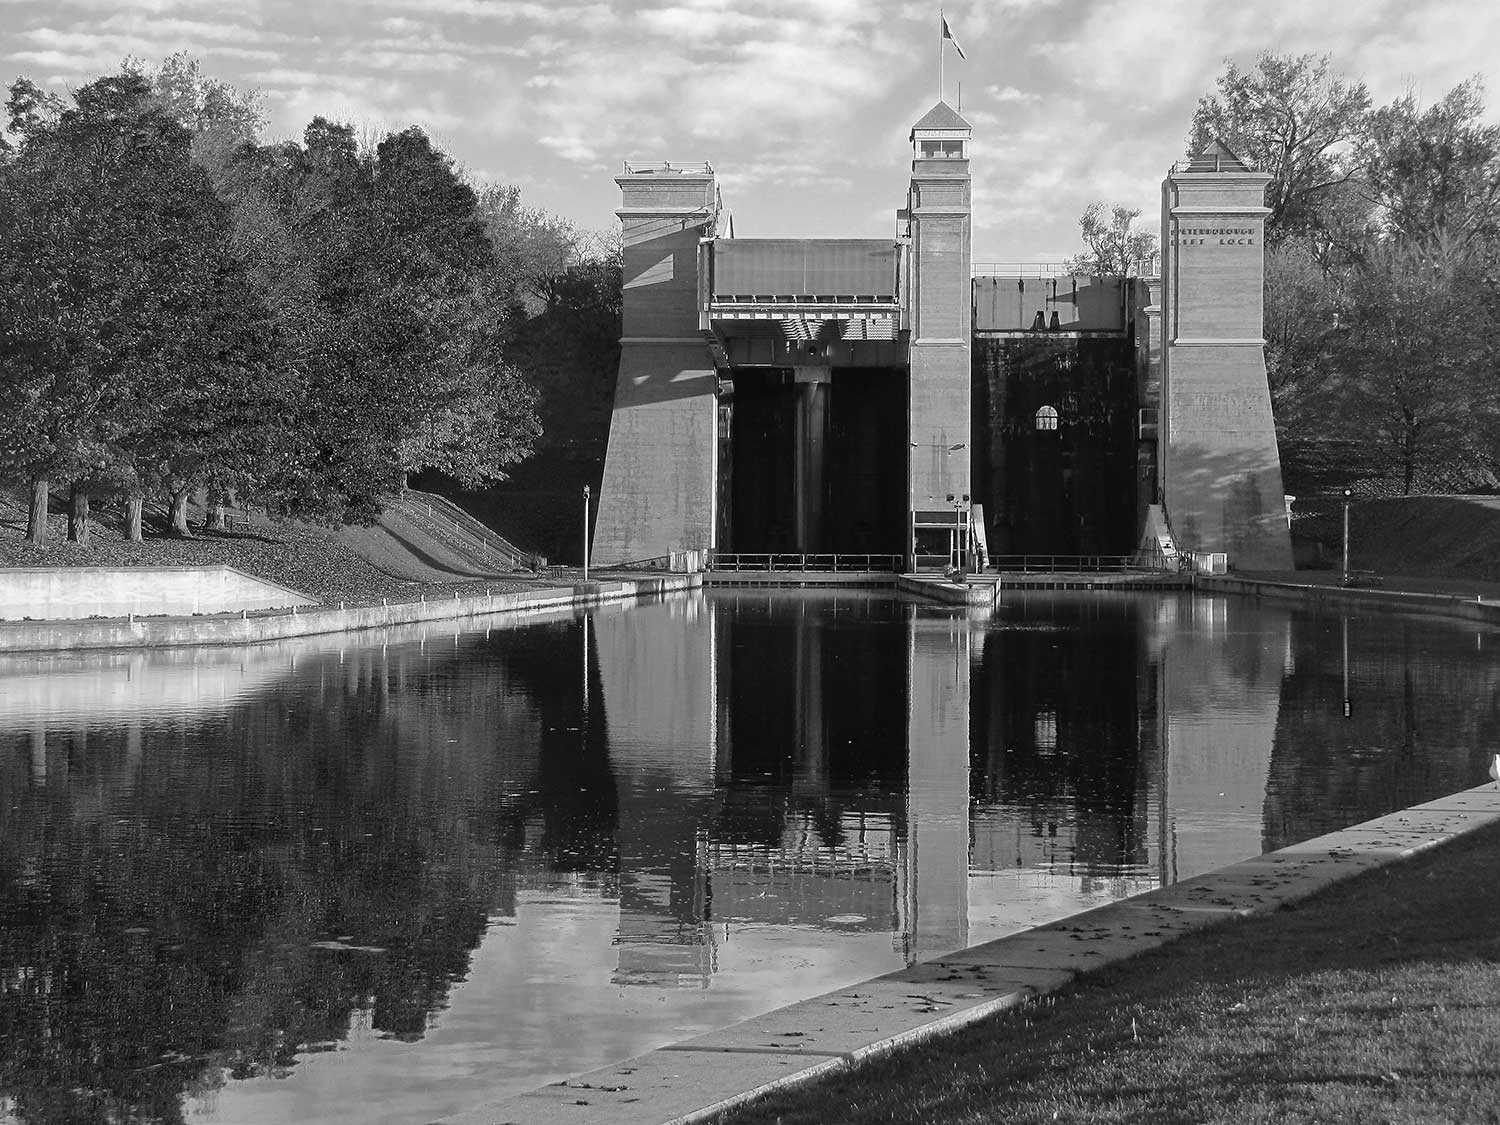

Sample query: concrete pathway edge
[453,783,1500,1125]
[1203,574,1500,625]
[0,573,702,652]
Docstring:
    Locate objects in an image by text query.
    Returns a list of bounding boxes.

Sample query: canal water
[1,589,1496,1124]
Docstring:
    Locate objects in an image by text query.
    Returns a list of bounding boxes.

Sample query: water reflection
[1,590,1496,1124]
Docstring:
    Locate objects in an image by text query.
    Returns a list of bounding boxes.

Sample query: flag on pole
[941,13,966,60]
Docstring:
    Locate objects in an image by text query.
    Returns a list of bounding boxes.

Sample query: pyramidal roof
[1184,137,1252,172]
[910,100,972,135]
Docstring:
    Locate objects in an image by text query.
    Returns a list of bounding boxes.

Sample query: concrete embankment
[0,573,701,653]
[0,564,316,620]
[1204,574,1500,626]
[454,782,1500,1125]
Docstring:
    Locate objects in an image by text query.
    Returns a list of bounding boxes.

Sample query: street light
[582,483,591,582]
[945,491,971,571]
[1341,487,1351,583]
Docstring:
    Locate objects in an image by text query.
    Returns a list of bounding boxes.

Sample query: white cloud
[4,0,1499,256]
[986,85,1038,105]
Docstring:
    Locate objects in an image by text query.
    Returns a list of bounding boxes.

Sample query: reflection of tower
[791,600,827,796]
[904,611,970,961]
[593,596,721,987]
[1160,594,1288,877]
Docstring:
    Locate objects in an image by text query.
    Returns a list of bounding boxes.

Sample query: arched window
[1034,405,1059,431]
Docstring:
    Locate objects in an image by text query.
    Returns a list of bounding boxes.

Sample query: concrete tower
[591,163,720,567]
[906,103,974,565]
[1159,143,1293,569]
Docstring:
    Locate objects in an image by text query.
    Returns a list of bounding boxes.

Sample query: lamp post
[582,483,591,582]
[1341,487,1351,583]
[945,492,971,571]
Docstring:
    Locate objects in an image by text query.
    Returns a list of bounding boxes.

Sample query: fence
[708,552,904,573]
[987,554,1175,573]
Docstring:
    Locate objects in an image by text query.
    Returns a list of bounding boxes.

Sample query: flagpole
[938,9,944,102]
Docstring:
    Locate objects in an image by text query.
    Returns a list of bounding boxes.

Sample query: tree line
[0,56,614,546]
[1191,53,1500,495]
[1067,54,1500,496]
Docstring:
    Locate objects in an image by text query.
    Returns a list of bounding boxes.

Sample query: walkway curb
[1202,575,1500,626]
[0,573,702,652]
[450,782,1500,1125]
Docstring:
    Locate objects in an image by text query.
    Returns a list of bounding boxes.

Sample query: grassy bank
[717,820,1500,1125]
[1294,494,1500,584]
[0,494,536,605]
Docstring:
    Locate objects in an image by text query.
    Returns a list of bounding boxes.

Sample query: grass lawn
[716,821,1500,1125]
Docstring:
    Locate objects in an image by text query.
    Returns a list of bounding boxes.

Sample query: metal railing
[709,552,904,573]
[397,491,544,572]
[622,159,714,175]
[972,261,1075,276]
[988,554,1173,573]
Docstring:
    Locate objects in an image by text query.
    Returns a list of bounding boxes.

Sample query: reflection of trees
[1263,612,1500,849]
[493,622,618,876]
[0,620,611,1125]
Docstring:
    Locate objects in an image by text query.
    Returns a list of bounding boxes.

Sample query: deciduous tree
[1317,238,1499,494]
[1188,53,1370,244]
[1064,202,1158,275]
[1360,77,1500,254]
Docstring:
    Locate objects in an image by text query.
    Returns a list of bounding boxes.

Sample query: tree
[1064,201,1158,275]
[1316,237,1500,494]
[222,120,540,521]
[1188,53,1371,245]
[476,184,578,309]
[0,72,290,543]
[145,52,265,179]
[1360,77,1500,254]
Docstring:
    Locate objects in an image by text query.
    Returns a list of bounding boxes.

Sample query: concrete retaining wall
[1203,575,1500,626]
[0,574,702,653]
[0,566,317,621]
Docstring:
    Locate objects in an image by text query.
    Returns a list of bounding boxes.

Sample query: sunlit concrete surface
[0,574,701,652]
[0,565,315,620]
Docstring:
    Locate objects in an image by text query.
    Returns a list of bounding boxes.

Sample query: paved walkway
[443,783,1500,1125]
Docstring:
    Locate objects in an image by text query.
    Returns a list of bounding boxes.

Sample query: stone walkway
[446,783,1500,1125]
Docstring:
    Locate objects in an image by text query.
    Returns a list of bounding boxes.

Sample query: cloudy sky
[3,0,1499,259]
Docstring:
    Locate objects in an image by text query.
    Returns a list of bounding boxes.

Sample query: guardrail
[972,262,1076,276]
[399,490,544,572]
[708,552,904,573]
[988,554,1173,573]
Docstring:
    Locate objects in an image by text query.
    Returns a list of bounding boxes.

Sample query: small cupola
[910,100,972,162]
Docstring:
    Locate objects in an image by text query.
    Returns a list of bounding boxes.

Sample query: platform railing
[988,554,1173,573]
[708,552,904,573]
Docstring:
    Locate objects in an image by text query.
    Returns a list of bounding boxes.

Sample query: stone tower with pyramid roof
[905,100,974,563]
[1158,139,1293,569]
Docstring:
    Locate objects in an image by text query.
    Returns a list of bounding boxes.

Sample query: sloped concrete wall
[592,169,719,567]
[1160,163,1293,571]
[0,566,316,621]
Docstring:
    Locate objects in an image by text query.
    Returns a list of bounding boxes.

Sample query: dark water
[1,589,1496,1124]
